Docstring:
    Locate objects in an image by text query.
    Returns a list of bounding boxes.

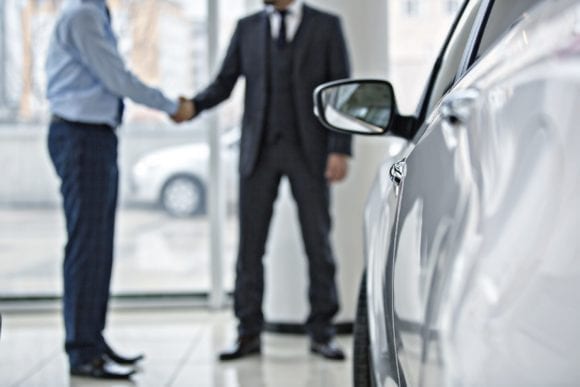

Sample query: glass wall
[390,0,461,113]
[0,0,244,297]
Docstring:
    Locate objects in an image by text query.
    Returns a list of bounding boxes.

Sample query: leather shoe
[219,335,261,361]
[70,355,136,380]
[105,343,144,365]
[310,339,346,361]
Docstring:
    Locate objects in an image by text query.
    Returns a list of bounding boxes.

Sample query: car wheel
[161,175,206,217]
[354,271,376,387]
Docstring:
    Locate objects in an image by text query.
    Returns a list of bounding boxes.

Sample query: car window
[474,0,542,60]
[425,0,483,116]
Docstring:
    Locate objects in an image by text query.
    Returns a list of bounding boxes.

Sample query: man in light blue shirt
[46,0,193,380]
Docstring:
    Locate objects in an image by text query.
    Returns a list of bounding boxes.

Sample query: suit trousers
[234,139,339,343]
[48,120,118,367]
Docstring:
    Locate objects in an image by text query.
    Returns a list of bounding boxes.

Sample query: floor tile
[0,309,352,387]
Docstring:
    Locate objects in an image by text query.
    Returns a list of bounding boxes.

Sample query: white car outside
[130,128,239,217]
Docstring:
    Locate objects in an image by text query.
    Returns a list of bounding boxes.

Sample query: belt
[50,115,114,130]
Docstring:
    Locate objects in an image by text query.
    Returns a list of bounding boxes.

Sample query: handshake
[170,97,196,123]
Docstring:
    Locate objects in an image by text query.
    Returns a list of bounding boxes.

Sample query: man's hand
[171,97,195,123]
[325,153,349,183]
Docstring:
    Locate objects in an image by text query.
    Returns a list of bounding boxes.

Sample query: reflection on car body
[315,0,580,386]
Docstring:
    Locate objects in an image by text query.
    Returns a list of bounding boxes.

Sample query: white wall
[311,0,394,323]
[311,0,389,78]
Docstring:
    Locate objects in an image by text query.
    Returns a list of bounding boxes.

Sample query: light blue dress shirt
[46,0,178,128]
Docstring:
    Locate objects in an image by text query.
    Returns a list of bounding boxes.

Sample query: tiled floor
[0,308,352,387]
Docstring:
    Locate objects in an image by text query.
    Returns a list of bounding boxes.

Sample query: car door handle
[440,88,480,126]
[389,160,407,186]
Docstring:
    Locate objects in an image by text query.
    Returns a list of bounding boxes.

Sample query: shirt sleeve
[65,7,178,115]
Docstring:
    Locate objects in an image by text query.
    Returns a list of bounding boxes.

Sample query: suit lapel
[258,11,270,98]
[258,10,269,69]
[292,4,315,79]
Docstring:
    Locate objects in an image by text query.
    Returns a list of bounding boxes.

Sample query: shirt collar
[75,0,106,5]
[68,0,107,11]
[266,0,303,16]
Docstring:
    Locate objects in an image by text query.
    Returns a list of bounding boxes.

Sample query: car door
[387,2,486,385]
[418,0,566,385]
[390,0,544,386]
[436,3,580,385]
[360,2,485,384]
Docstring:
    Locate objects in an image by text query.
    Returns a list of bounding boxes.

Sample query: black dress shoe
[70,355,136,380]
[310,339,346,361]
[105,343,144,365]
[219,335,261,361]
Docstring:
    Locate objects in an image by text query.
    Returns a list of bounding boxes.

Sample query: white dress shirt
[266,0,304,43]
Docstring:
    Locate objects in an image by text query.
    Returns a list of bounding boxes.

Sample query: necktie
[277,10,288,49]
[105,5,111,22]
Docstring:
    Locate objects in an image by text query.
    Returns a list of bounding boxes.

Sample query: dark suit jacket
[193,4,352,177]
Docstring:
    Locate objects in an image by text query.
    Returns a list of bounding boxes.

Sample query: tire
[354,271,375,387]
[160,175,206,217]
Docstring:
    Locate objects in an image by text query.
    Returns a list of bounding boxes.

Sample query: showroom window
[0,0,244,300]
[390,0,459,113]
[444,0,461,15]
[402,0,422,17]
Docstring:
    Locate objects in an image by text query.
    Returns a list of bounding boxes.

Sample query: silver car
[315,0,580,386]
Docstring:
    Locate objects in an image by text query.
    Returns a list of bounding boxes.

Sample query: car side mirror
[314,79,415,138]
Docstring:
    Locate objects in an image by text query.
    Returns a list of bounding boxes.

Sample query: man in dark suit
[191,0,352,361]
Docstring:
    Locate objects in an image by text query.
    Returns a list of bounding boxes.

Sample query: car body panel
[388,1,580,386]
[363,137,410,385]
[436,3,580,385]
[355,0,580,386]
